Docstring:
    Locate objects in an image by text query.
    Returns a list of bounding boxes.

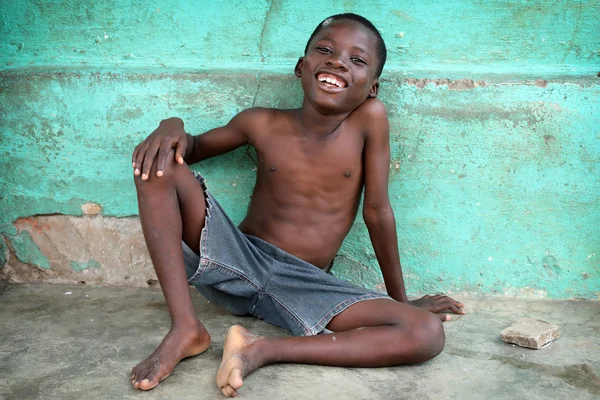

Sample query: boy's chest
[254,128,365,184]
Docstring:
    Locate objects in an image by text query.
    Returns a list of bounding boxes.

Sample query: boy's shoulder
[234,106,281,123]
[229,107,289,141]
[233,106,290,129]
[352,97,387,122]
[348,98,389,139]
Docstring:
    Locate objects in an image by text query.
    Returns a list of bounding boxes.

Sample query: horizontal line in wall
[1,60,598,80]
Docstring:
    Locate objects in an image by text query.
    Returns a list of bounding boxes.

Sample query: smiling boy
[130,13,464,397]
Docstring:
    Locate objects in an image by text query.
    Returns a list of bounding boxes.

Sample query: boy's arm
[362,100,465,318]
[361,99,407,302]
[132,108,264,179]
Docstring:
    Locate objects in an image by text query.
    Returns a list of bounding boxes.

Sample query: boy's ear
[294,57,304,77]
[368,80,379,98]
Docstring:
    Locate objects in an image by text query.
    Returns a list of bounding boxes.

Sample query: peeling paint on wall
[9,231,51,270]
[0,214,156,287]
[0,224,17,236]
[0,236,8,268]
[70,259,101,272]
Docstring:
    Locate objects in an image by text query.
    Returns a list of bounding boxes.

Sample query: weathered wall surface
[1,0,598,75]
[1,1,599,298]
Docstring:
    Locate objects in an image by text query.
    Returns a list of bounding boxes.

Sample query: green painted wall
[1,1,599,298]
[1,0,598,75]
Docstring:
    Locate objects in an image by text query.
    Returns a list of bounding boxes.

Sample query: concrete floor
[0,284,599,400]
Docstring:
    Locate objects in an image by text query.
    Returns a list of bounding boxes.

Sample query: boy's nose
[326,56,348,70]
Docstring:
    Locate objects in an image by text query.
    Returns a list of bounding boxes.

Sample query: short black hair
[304,13,387,78]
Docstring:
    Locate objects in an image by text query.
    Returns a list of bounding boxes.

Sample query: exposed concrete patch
[81,203,103,215]
[8,231,51,270]
[543,134,556,144]
[535,79,549,87]
[405,78,479,90]
[0,215,155,287]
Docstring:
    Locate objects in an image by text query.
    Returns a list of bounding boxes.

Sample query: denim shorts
[183,173,389,336]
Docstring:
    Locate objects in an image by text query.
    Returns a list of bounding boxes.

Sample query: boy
[130,13,464,397]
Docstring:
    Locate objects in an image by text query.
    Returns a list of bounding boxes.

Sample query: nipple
[344,172,351,178]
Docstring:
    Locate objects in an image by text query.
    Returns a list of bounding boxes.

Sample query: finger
[442,297,465,311]
[439,295,464,308]
[134,142,150,176]
[141,143,161,180]
[431,297,457,313]
[449,304,466,314]
[175,137,188,165]
[132,142,146,170]
[132,145,140,168]
[438,314,450,322]
[155,143,171,177]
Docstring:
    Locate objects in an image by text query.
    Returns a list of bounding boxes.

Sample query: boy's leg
[131,153,211,390]
[217,299,443,397]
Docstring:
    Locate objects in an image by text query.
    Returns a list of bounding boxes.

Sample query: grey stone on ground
[501,318,560,349]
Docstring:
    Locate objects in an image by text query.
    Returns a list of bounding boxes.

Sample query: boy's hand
[132,118,190,180]
[409,295,465,322]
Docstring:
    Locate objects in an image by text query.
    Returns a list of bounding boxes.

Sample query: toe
[139,377,159,391]
[224,385,237,397]
[133,370,147,388]
[229,368,244,390]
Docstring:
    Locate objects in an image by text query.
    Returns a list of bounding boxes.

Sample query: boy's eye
[316,46,332,54]
[351,57,367,65]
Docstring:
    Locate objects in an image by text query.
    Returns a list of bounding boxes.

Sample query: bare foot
[131,323,211,390]
[216,325,264,397]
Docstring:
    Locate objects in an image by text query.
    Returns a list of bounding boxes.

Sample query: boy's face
[295,19,380,114]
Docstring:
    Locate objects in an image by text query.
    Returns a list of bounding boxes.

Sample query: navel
[344,171,351,178]
[270,167,276,172]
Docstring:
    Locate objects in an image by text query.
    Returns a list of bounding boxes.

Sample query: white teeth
[319,75,342,88]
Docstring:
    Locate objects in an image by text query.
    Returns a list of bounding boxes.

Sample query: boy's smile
[295,19,379,114]
[316,72,347,90]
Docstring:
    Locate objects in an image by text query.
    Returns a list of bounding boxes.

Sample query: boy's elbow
[363,204,394,228]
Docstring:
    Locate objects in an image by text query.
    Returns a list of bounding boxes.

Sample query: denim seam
[201,259,264,292]
[260,266,312,336]
[187,172,212,284]
[267,292,313,336]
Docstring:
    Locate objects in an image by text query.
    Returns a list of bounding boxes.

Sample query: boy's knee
[423,313,445,356]
[398,312,444,363]
[133,157,184,190]
[414,313,445,360]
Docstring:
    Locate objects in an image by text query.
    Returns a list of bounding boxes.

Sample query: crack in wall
[561,0,584,63]
[258,0,275,62]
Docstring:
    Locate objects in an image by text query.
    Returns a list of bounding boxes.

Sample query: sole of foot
[216,325,263,397]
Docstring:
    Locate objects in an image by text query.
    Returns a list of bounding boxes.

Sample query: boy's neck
[295,100,352,138]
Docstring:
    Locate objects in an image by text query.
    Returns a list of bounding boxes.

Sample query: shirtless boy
[130,13,465,397]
